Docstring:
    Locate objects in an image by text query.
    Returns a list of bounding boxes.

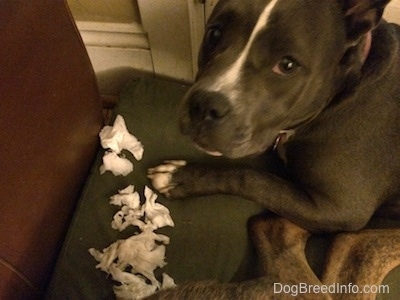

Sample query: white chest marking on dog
[211,0,280,92]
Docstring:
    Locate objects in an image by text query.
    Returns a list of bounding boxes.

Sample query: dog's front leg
[148,161,361,232]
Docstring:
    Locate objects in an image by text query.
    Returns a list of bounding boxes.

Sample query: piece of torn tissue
[89,185,176,299]
[100,151,134,177]
[99,114,144,176]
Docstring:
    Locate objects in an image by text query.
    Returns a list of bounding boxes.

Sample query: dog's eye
[206,26,222,48]
[199,26,223,69]
[273,56,300,75]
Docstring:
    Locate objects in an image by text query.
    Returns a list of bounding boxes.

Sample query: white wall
[68,0,141,23]
[67,0,154,95]
[68,0,199,95]
[137,0,194,83]
[385,0,400,24]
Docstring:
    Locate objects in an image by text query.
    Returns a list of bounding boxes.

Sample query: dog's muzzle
[185,90,231,128]
[179,90,235,155]
[179,89,287,158]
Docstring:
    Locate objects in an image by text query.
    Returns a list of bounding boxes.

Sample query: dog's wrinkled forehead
[200,0,280,73]
[206,0,280,92]
[200,0,282,91]
[198,0,339,80]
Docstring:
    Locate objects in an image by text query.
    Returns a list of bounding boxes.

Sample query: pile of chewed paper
[89,115,175,299]
[99,114,144,176]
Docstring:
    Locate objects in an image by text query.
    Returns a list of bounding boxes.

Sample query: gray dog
[147,0,400,298]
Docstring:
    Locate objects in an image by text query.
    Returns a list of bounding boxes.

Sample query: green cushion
[46,77,400,299]
[46,77,264,299]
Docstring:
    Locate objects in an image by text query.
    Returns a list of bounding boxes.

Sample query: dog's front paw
[147,160,187,196]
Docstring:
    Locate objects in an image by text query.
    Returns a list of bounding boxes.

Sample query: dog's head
[179,0,391,158]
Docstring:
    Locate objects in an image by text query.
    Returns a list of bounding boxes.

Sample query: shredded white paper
[89,185,176,299]
[99,115,144,176]
[143,186,175,229]
[92,114,175,298]
[100,151,134,177]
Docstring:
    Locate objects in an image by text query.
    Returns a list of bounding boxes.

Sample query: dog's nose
[187,90,231,124]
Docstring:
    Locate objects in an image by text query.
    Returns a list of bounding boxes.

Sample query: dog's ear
[343,0,390,41]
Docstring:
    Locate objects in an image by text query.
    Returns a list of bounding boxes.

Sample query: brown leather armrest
[0,259,38,299]
[0,0,103,298]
